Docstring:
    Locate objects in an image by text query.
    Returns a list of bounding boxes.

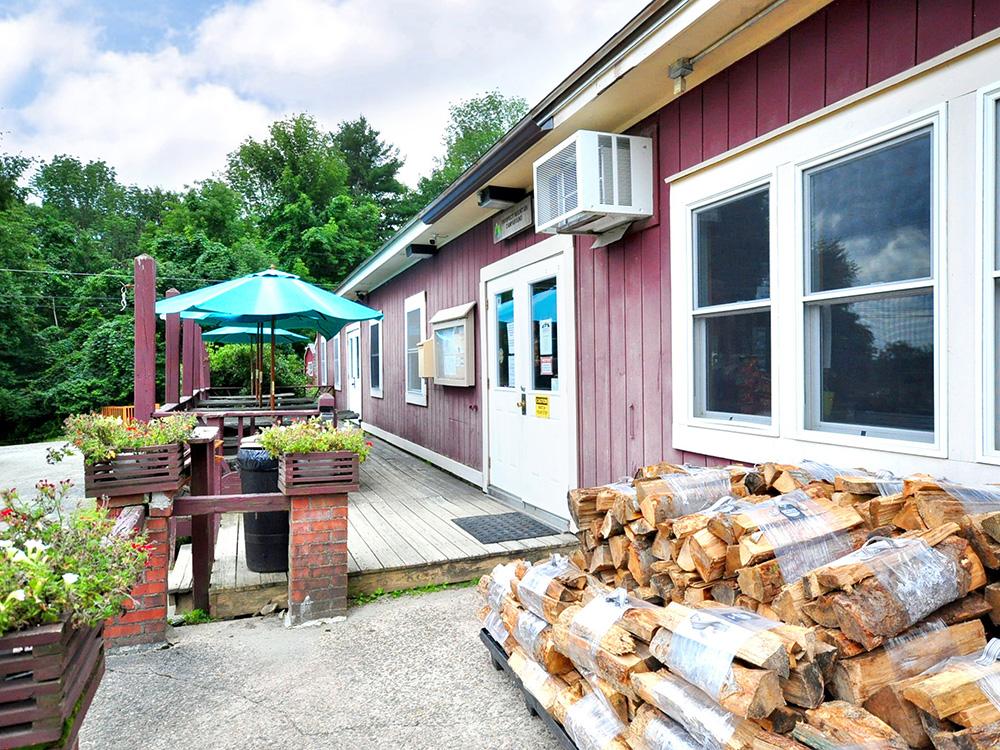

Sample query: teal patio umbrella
[201,325,307,345]
[201,326,307,401]
[157,268,381,408]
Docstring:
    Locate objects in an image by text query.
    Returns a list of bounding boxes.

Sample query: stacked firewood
[476,460,1000,749]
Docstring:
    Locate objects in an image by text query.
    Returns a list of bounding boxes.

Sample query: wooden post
[182,317,196,398]
[165,288,180,404]
[189,427,220,613]
[133,255,157,423]
[193,324,204,394]
[200,337,211,391]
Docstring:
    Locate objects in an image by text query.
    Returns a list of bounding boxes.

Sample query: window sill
[405,391,427,407]
[371,390,384,399]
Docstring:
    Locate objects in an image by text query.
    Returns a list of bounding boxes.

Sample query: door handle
[515,387,526,415]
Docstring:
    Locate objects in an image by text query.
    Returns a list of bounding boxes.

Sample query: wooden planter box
[279,451,360,495]
[0,621,105,750]
[84,442,189,498]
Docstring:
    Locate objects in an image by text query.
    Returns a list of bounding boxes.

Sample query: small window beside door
[369,320,382,398]
[531,278,558,391]
[404,291,427,406]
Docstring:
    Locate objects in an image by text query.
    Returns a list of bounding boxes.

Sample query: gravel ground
[81,587,561,750]
[0,439,86,507]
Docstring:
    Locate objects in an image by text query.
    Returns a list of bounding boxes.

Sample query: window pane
[370,325,380,391]
[996,281,1000,449]
[406,308,421,348]
[406,351,420,392]
[699,311,771,418]
[695,187,770,307]
[495,290,514,387]
[812,291,934,436]
[806,129,932,292]
[532,278,558,391]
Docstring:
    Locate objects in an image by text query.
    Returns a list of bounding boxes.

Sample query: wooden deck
[170,437,577,618]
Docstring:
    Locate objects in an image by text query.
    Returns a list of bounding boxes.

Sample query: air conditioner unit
[532,130,653,236]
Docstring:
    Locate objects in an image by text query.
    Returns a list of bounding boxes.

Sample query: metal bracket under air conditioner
[590,222,631,249]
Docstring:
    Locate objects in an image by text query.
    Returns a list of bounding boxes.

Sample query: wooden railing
[101,404,135,423]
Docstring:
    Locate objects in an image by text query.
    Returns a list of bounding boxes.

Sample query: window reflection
[703,311,771,417]
[807,129,932,292]
[695,187,770,307]
[495,290,514,388]
[814,291,934,435]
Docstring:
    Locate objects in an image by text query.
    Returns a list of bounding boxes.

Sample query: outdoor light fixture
[478,185,527,209]
[669,57,693,94]
[405,243,438,258]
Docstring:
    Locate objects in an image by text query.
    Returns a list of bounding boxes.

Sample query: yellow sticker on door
[534,395,550,419]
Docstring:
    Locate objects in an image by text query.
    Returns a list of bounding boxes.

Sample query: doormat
[452,512,557,544]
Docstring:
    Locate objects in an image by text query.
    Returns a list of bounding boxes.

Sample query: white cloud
[2,0,647,190]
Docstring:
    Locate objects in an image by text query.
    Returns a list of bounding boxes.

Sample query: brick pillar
[288,493,349,624]
[102,495,172,647]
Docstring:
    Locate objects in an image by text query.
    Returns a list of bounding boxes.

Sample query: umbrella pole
[270,316,276,411]
[257,323,264,407]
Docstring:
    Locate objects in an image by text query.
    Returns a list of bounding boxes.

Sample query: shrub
[258,418,372,461]
[0,481,149,637]
[208,343,309,394]
[49,413,197,465]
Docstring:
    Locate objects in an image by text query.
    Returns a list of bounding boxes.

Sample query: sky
[0,0,648,191]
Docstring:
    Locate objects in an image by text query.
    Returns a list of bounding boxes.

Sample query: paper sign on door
[539,319,553,356]
[535,395,550,419]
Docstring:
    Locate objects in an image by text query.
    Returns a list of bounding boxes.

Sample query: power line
[0,267,227,283]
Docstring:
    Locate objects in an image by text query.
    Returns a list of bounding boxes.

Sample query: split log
[902,659,1000,721]
[793,701,907,750]
[628,704,702,750]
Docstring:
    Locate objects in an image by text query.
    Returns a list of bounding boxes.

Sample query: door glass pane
[370,324,380,391]
[698,311,771,418]
[495,290,514,388]
[996,100,1000,271]
[695,186,770,307]
[811,291,934,436]
[806,129,932,292]
[531,278,558,391]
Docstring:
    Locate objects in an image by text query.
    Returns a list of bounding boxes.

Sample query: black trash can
[238,445,289,573]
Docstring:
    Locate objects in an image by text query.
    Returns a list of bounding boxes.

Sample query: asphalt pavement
[81,587,561,750]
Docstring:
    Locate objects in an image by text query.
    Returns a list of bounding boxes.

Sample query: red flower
[0,508,13,518]
[365,441,373,447]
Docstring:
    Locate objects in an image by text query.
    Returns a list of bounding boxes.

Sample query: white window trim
[404,291,427,406]
[332,334,341,391]
[979,81,1000,463]
[668,42,994,474]
[369,319,383,398]
[794,118,943,447]
[688,177,777,430]
[319,337,328,387]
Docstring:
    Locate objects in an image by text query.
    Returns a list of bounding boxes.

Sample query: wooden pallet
[84,442,189,497]
[479,629,578,750]
[0,621,105,750]
[279,451,359,495]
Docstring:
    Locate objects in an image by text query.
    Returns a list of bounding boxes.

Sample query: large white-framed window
[800,124,938,444]
[404,291,427,406]
[332,334,341,391]
[690,180,773,427]
[369,319,383,398]
[982,82,1000,461]
[668,59,963,470]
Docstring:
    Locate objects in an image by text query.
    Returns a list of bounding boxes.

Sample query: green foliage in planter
[0,480,150,637]
[258,417,372,462]
[48,413,197,465]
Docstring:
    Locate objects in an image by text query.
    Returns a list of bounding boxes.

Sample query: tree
[0,154,30,211]
[333,116,406,203]
[225,114,348,216]
[415,90,528,204]
[31,156,126,230]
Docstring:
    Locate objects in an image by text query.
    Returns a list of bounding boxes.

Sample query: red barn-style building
[314,0,1000,528]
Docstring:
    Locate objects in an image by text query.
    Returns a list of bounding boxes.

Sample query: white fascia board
[336,218,430,297]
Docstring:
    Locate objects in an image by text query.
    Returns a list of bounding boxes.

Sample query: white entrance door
[485,245,575,522]
[345,324,362,418]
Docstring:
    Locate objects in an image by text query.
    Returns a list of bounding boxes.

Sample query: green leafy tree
[0,154,31,210]
[334,116,406,203]
[416,91,528,204]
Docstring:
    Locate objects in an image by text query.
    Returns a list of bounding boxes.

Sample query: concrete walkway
[0,439,85,504]
[81,587,560,750]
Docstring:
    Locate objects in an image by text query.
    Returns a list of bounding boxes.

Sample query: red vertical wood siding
[356,0,1000,488]
[361,221,552,471]
[575,0,1000,487]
